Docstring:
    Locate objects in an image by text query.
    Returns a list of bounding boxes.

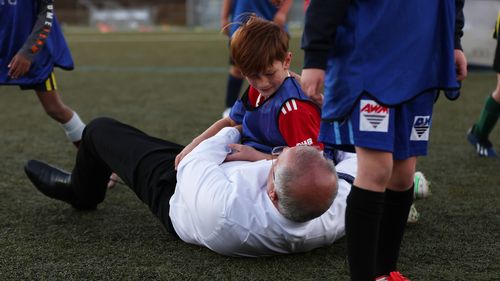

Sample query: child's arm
[220,0,233,36]
[273,0,293,27]
[8,0,54,79]
[175,117,238,169]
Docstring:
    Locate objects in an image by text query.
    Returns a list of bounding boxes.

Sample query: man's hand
[8,53,32,80]
[454,49,468,81]
[225,144,270,162]
[300,68,325,105]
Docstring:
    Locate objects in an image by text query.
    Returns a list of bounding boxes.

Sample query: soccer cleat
[467,126,498,158]
[407,203,420,224]
[375,271,411,281]
[413,171,431,200]
[388,271,410,281]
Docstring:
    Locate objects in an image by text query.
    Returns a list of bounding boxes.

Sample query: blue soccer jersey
[321,0,460,121]
[0,0,74,86]
[230,77,318,153]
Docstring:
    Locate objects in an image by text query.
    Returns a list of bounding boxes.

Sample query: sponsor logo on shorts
[359,100,389,132]
[410,116,431,141]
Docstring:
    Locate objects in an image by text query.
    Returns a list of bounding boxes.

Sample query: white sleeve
[178,127,241,170]
[173,127,240,239]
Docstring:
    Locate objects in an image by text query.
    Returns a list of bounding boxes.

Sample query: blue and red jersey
[230,77,321,153]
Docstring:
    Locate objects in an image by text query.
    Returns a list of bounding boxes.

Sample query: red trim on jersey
[247,86,261,107]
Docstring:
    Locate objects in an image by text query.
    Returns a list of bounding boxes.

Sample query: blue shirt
[0,0,74,86]
[228,0,280,37]
[304,0,461,121]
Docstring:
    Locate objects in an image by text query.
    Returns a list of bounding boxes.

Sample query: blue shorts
[319,92,438,160]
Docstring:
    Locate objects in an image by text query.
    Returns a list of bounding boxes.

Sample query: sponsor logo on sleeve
[359,100,389,132]
[296,138,313,146]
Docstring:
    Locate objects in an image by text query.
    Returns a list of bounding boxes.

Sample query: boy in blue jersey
[220,0,293,118]
[301,0,467,280]
[467,10,500,158]
[0,0,85,146]
[175,16,323,168]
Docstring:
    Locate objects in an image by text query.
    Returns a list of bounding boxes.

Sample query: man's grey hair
[274,146,337,222]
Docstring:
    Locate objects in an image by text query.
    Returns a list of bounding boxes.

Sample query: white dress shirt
[170,127,357,257]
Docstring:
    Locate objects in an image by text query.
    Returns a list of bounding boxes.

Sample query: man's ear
[268,189,278,202]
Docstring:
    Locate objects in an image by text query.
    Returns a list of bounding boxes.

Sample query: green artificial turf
[0,29,498,280]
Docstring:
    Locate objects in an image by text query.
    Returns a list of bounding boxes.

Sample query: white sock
[61,112,86,142]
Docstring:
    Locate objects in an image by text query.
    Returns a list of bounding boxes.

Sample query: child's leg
[346,147,392,281]
[374,92,435,276]
[36,89,85,145]
[225,65,244,109]
[35,89,73,123]
[32,73,85,145]
[376,157,416,276]
[473,73,500,140]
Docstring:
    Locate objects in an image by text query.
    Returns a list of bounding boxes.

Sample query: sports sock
[61,111,86,143]
[473,95,500,140]
[225,75,244,108]
[375,186,414,276]
[345,185,385,281]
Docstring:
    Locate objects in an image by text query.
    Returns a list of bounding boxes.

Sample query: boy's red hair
[230,16,290,76]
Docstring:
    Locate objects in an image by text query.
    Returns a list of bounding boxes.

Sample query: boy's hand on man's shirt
[225,143,271,162]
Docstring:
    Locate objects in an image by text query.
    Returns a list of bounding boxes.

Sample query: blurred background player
[467,9,500,158]
[0,0,85,147]
[220,0,293,118]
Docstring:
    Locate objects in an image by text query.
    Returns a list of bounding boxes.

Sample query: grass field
[0,29,499,281]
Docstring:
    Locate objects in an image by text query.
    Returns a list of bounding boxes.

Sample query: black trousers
[71,117,184,236]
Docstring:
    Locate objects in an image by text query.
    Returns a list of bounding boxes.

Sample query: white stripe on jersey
[281,99,300,115]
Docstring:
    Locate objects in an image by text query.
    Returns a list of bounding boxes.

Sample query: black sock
[346,185,385,281]
[225,75,243,108]
[375,186,414,276]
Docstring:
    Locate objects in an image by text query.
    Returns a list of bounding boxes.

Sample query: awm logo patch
[410,116,431,141]
[359,100,389,132]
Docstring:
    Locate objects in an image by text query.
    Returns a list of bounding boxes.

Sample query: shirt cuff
[303,49,329,70]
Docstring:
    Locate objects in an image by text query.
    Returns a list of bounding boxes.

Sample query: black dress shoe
[24,160,96,210]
